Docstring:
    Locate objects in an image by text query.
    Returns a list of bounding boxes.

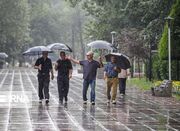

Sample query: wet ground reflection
[0,68,179,131]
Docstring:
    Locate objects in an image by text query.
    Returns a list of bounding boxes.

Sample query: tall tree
[0,0,30,65]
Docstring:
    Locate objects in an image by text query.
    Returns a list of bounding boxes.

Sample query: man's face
[111,56,116,63]
[42,51,48,58]
[86,54,93,60]
[60,52,66,60]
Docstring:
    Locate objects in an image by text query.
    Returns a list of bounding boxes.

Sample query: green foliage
[159,25,168,59]
[159,0,180,59]
[156,0,180,80]
[0,0,30,64]
[152,54,161,80]
[127,78,153,90]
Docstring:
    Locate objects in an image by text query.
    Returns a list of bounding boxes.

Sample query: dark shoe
[65,96,68,102]
[45,99,49,104]
[83,101,87,104]
[59,99,63,104]
[91,101,95,105]
[39,99,43,103]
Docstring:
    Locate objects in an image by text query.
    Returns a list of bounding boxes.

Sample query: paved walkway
[0,68,179,131]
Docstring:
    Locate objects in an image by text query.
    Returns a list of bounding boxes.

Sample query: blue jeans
[83,79,96,102]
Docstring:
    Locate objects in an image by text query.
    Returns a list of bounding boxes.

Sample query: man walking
[118,69,130,96]
[34,51,54,104]
[104,56,120,104]
[55,51,73,104]
[68,51,103,105]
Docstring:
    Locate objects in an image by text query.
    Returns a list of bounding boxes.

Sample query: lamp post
[165,16,173,81]
[111,31,117,52]
[111,31,117,45]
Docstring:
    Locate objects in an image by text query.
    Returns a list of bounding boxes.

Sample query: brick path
[0,68,179,131]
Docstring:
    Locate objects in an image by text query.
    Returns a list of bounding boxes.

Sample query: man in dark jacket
[55,51,73,104]
[34,51,54,104]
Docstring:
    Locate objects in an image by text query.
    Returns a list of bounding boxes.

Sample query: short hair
[60,51,65,56]
[42,51,48,55]
[86,51,94,56]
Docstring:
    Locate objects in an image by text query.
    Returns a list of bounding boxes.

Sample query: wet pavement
[0,68,179,131]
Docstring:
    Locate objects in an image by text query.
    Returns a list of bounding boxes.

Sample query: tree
[0,0,30,66]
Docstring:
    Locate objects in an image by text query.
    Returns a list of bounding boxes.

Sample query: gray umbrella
[22,46,52,56]
[47,43,72,52]
[87,40,113,50]
[0,52,8,59]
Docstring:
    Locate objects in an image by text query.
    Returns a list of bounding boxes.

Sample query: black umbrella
[87,40,113,50]
[0,52,8,59]
[105,53,131,69]
[47,43,72,52]
[22,46,52,56]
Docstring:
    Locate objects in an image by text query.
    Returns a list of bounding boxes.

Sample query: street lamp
[111,31,117,46]
[165,16,174,81]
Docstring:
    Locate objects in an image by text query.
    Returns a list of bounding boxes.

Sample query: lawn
[127,78,180,100]
[127,78,154,90]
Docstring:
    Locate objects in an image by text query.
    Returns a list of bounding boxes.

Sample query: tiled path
[0,68,179,131]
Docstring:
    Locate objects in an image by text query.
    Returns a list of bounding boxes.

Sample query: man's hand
[66,56,71,60]
[55,62,58,71]
[67,56,80,64]
[38,64,42,70]
[69,74,72,79]
[114,66,121,72]
[104,76,107,80]
[98,56,103,61]
[114,66,117,70]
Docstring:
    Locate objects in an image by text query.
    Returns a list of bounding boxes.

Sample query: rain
[0,0,180,131]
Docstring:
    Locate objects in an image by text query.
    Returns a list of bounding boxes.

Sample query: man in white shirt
[118,69,130,95]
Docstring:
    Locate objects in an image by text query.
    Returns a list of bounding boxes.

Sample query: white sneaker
[112,100,116,104]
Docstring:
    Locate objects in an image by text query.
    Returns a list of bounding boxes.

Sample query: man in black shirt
[55,51,73,104]
[34,51,54,104]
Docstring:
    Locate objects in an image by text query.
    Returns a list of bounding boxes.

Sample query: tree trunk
[177,60,179,80]
[71,25,76,66]
[131,58,134,78]
[77,9,85,60]
[138,57,141,79]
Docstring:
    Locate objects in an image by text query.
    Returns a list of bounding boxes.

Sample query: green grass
[127,78,154,90]
[127,78,180,101]
[173,93,180,100]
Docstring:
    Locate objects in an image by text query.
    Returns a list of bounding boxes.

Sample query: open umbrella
[0,52,8,59]
[22,46,52,56]
[47,43,72,52]
[87,40,113,50]
[105,53,131,69]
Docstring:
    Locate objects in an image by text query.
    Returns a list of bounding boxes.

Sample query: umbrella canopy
[0,52,8,59]
[22,46,52,56]
[87,40,113,50]
[47,43,72,52]
[105,53,131,69]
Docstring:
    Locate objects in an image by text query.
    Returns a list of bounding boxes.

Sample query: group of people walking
[34,51,129,105]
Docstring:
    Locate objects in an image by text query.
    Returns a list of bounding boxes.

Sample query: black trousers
[119,78,127,94]
[38,74,50,100]
[57,76,69,101]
